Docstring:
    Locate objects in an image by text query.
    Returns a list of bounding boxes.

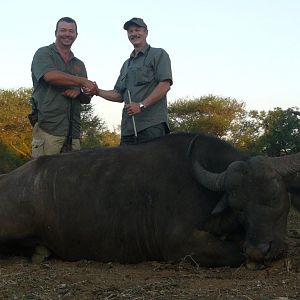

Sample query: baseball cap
[123,17,147,30]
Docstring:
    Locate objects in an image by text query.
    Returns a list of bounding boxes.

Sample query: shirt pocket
[135,66,154,86]
[119,73,127,92]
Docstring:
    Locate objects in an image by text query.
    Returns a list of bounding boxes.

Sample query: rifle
[28,97,38,127]
[60,100,74,153]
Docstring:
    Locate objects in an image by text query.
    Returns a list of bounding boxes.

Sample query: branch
[9,142,31,158]
[22,142,31,155]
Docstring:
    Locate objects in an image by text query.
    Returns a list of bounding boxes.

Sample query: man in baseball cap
[123,17,147,30]
[88,17,173,145]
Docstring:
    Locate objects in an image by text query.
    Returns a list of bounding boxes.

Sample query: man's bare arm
[141,80,171,108]
[43,70,96,91]
[96,88,123,103]
[125,80,171,116]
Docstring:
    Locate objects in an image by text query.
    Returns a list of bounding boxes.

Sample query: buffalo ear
[205,198,241,236]
[290,193,300,211]
[284,172,300,211]
[211,195,229,215]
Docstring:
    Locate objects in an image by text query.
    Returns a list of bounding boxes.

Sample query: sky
[1,0,299,130]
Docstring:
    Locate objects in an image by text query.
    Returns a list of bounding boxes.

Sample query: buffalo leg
[32,245,52,263]
[168,230,245,267]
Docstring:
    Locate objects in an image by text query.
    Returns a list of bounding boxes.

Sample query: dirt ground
[0,210,299,300]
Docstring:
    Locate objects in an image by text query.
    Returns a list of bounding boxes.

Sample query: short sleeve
[31,47,57,82]
[154,49,173,86]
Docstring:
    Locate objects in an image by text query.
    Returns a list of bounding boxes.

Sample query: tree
[228,110,267,154]
[0,141,28,173]
[168,96,300,156]
[98,130,120,147]
[168,95,246,138]
[0,89,120,172]
[258,107,300,156]
[80,103,120,148]
[0,88,32,158]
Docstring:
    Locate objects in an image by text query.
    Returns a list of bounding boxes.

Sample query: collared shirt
[31,43,87,138]
[114,44,173,136]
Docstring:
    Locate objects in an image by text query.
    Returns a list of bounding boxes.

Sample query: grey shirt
[31,43,87,138]
[114,44,173,136]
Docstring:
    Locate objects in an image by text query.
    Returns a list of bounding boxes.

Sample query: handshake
[81,79,98,96]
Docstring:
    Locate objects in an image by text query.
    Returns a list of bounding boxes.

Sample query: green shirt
[114,44,173,136]
[31,43,87,138]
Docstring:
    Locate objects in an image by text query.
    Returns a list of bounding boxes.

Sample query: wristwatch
[139,102,145,111]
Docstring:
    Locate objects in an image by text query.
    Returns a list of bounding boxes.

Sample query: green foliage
[1,88,298,171]
[168,95,245,138]
[228,110,267,155]
[257,108,300,156]
[168,95,299,156]
[0,88,32,158]
[0,89,120,172]
[0,141,29,173]
[80,103,120,148]
[97,130,120,147]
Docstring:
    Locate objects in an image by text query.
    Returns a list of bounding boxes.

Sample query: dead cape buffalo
[0,132,299,268]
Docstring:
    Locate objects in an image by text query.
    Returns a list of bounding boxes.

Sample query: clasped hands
[62,79,98,99]
[76,80,142,116]
[81,80,98,96]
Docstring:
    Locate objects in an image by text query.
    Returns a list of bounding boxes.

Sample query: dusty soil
[0,210,299,300]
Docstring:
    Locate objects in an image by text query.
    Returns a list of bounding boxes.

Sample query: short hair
[55,17,77,34]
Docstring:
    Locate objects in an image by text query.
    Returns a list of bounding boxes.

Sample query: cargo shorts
[31,123,80,158]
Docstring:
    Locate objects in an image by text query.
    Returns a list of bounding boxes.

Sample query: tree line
[0,88,120,172]
[168,95,300,156]
[0,88,299,172]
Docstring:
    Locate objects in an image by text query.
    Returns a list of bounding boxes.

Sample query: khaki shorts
[32,123,80,158]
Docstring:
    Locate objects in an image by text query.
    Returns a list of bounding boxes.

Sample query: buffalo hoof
[32,245,51,264]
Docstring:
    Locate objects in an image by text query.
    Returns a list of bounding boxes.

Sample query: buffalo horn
[193,161,226,192]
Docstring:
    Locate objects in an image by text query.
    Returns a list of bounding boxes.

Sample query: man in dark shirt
[30,17,96,157]
[90,17,173,145]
